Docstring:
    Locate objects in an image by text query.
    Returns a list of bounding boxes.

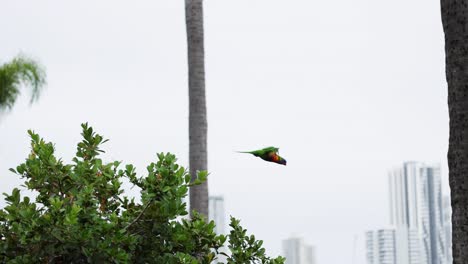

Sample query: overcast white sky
[0,1,447,263]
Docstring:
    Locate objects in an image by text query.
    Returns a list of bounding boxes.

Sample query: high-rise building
[366,227,421,264]
[209,196,227,263]
[209,195,225,235]
[420,166,445,264]
[366,162,452,264]
[388,162,448,264]
[282,237,316,264]
[366,229,396,264]
[442,196,452,264]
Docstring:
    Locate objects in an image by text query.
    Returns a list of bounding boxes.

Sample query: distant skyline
[366,162,451,264]
[0,1,448,263]
[389,162,449,263]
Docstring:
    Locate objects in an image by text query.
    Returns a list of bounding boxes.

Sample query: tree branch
[123,199,154,230]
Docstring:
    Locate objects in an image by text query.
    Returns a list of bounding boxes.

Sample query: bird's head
[279,159,287,165]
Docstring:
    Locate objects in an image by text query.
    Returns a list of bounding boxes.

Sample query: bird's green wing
[237,146,279,156]
[260,146,279,153]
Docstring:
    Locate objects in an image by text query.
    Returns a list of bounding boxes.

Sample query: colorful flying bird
[238,146,287,165]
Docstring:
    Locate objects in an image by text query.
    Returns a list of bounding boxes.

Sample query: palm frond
[0,54,46,111]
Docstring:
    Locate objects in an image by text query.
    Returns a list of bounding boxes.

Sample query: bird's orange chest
[268,152,280,162]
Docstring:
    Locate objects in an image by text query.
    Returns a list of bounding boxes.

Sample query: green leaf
[184,174,191,184]
[126,164,134,174]
[197,170,208,182]
[178,185,188,196]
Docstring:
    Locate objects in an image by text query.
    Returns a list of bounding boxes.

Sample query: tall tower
[208,195,227,263]
[420,166,445,264]
[208,195,225,234]
[282,237,316,264]
[442,196,453,263]
[366,229,396,264]
[388,162,447,264]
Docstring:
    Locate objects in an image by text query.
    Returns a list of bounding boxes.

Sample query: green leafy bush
[0,124,285,264]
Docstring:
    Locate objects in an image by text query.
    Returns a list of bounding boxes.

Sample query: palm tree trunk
[185,0,208,216]
[441,0,468,262]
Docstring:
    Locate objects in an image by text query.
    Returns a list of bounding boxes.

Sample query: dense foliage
[0,124,284,264]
